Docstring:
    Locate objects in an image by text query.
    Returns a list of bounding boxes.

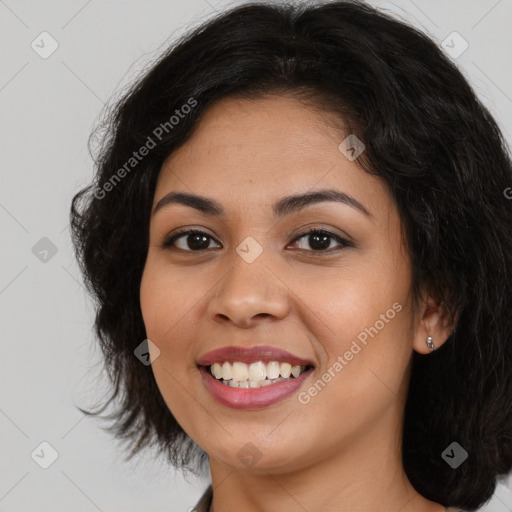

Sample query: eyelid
[290,225,354,245]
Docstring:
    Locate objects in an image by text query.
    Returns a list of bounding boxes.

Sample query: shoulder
[191,484,213,512]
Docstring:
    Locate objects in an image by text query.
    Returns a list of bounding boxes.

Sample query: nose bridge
[207,248,289,327]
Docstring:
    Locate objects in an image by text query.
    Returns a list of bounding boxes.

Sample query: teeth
[280,362,292,378]
[248,361,266,381]
[266,361,280,379]
[212,362,223,379]
[232,362,249,381]
[221,377,290,388]
[291,365,301,377]
[208,360,310,386]
[222,362,232,380]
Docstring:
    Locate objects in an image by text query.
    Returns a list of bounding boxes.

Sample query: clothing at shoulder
[191,486,466,512]
[192,485,213,512]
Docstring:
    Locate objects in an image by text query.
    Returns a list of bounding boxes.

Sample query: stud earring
[426,336,436,351]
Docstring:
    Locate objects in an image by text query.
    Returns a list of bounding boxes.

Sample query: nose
[207,253,290,329]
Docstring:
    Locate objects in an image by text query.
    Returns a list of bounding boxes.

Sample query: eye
[162,229,220,251]
[288,228,353,252]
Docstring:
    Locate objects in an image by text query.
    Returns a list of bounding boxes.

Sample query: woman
[70,1,512,511]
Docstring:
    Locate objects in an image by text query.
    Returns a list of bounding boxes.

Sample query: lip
[196,345,314,367]
[199,365,315,410]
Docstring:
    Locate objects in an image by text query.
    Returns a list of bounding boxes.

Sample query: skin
[139,94,454,512]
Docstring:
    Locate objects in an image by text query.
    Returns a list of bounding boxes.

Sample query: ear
[413,293,456,354]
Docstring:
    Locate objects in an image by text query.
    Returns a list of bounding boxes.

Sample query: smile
[208,360,310,388]
[198,362,315,410]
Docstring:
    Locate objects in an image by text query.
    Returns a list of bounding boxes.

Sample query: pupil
[310,233,329,250]
[189,234,209,250]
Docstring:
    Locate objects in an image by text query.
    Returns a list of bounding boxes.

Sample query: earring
[426,336,436,351]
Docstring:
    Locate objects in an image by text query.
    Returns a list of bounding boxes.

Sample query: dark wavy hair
[70,1,512,509]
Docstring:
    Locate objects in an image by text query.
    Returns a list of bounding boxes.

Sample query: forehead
[154,94,389,217]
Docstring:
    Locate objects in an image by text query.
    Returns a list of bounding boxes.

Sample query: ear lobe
[413,297,456,355]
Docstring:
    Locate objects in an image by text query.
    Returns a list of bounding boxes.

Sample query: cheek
[139,256,215,403]
[139,262,189,391]
[139,260,201,420]
[140,257,201,341]
[294,276,413,441]
[295,250,414,392]
[293,254,410,340]
[140,265,168,339]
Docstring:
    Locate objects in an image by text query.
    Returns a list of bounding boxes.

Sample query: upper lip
[197,345,315,367]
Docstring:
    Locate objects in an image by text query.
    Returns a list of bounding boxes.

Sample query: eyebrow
[152,188,372,219]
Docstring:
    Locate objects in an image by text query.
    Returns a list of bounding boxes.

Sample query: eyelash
[160,228,354,254]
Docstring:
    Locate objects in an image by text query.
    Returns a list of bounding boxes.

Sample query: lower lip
[198,365,314,410]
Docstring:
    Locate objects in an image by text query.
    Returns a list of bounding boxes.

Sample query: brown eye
[162,229,221,251]
[289,229,353,252]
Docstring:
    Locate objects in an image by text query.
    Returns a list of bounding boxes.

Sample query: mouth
[196,345,316,409]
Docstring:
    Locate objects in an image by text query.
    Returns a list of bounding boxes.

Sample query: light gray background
[1,0,512,511]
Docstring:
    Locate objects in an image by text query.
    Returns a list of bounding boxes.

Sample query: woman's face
[140,94,425,474]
